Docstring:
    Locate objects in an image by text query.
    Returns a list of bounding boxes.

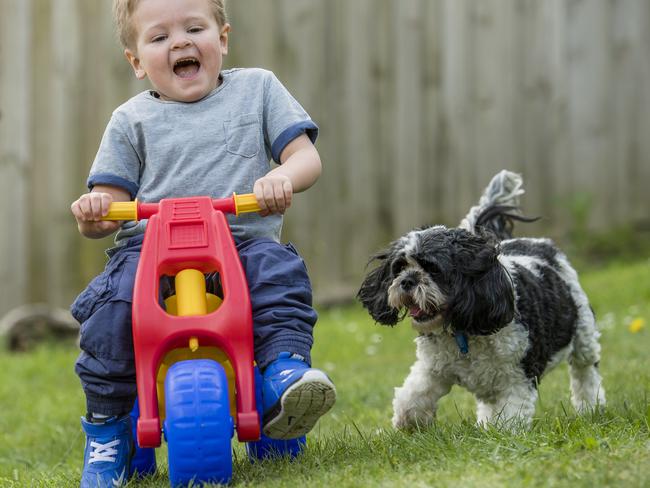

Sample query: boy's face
[125,0,229,102]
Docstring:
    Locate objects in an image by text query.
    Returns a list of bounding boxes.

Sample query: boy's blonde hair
[113,0,228,50]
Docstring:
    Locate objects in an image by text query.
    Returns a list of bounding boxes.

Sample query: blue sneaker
[80,415,133,488]
[262,352,336,440]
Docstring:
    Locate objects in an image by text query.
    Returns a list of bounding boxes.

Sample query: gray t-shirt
[88,68,318,244]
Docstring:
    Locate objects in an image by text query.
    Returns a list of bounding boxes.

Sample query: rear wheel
[164,359,234,486]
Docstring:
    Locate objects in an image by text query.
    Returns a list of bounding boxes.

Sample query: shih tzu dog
[358,171,605,430]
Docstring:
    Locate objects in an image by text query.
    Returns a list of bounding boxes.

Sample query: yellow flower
[628,317,645,333]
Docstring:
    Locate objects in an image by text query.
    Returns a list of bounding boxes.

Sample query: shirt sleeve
[87,113,141,199]
[263,72,319,164]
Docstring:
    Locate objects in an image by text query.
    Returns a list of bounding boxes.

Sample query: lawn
[0,258,648,487]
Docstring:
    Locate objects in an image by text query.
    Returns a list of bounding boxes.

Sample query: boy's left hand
[253,174,293,216]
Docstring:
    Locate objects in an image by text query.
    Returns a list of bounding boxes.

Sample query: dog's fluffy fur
[358,171,605,429]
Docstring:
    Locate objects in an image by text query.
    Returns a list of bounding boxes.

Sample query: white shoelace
[88,439,120,463]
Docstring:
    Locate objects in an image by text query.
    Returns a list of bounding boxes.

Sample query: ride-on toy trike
[103,193,304,486]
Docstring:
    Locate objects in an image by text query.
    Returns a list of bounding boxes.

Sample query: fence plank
[45,0,85,307]
[633,0,650,224]
[516,0,566,228]
[473,0,519,198]
[610,0,650,225]
[566,0,611,229]
[0,0,31,314]
[369,0,398,244]
[28,0,53,302]
[392,0,425,232]
[439,0,479,223]
[338,0,383,284]
[421,0,446,225]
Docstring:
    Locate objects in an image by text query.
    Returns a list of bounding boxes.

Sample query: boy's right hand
[70,190,123,239]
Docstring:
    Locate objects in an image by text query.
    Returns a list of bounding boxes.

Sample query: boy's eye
[188,26,204,33]
[151,35,167,43]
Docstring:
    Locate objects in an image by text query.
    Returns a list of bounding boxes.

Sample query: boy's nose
[171,36,192,50]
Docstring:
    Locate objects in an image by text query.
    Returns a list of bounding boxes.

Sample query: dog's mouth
[388,280,444,324]
[174,57,201,78]
[407,304,439,323]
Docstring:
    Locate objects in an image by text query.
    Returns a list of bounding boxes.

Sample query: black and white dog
[358,171,605,429]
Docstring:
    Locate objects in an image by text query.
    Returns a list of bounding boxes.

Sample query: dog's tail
[459,170,538,240]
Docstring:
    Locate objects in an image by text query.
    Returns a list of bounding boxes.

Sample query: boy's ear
[220,23,231,55]
[124,49,147,80]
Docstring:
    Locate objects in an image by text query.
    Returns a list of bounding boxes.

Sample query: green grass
[1,259,649,487]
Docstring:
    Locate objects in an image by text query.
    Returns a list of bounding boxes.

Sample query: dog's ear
[444,234,515,335]
[357,249,401,326]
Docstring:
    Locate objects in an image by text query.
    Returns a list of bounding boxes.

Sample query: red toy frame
[127,196,260,447]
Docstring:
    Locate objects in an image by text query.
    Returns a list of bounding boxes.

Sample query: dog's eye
[391,257,407,275]
[424,261,441,275]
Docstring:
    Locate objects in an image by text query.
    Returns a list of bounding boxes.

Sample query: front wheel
[164,359,234,486]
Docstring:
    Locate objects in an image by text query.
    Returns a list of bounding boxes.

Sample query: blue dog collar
[454,331,469,354]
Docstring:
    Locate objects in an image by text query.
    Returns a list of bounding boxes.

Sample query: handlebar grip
[101,201,138,221]
[233,193,261,215]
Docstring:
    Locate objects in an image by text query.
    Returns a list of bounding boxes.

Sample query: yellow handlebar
[233,193,261,215]
[102,201,138,221]
[101,193,261,221]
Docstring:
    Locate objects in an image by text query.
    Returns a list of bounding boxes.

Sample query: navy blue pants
[71,235,317,416]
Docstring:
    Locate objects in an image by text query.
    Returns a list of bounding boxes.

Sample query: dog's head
[357,226,515,335]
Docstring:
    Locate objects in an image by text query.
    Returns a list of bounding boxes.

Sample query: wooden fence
[1,0,649,315]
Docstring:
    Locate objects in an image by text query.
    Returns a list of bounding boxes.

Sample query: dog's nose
[401,275,417,291]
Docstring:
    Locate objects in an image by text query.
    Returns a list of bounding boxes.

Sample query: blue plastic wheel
[246,366,306,461]
[164,359,234,486]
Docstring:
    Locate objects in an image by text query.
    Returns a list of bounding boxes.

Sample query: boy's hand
[252,134,322,217]
[70,191,122,238]
[253,174,293,216]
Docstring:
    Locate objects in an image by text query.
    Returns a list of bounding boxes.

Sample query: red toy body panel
[131,197,260,447]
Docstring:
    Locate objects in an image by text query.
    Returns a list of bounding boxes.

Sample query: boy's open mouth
[173,57,201,78]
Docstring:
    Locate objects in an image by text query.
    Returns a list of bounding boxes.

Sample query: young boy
[69,0,336,485]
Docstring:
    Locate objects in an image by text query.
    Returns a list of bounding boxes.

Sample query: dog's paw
[391,412,411,431]
[572,385,606,414]
[392,409,434,432]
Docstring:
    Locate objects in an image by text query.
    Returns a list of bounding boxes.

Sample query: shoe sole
[262,370,336,440]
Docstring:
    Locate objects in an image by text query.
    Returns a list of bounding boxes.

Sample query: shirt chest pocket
[225,113,261,158]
